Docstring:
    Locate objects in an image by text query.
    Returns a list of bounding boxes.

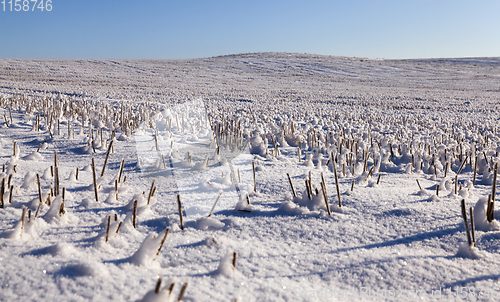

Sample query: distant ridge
[210,51,500,64]
[1,53,499,103]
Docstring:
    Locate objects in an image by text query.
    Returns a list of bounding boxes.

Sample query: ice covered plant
[215,252,239,278]
[129,228,171,266]
[473,195,500,232]
[139,278,175,302]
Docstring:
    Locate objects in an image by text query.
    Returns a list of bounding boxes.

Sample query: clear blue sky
[0,0,499,59]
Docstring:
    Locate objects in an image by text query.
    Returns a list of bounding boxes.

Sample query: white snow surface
[1,53,500,301]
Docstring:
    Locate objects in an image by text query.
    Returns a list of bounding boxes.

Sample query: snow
[195,217,225,231]
[215,252,241,278]
[1,53,500,301]
[456,242,483,259]
[129,230,168,266]
[473,196,500,232]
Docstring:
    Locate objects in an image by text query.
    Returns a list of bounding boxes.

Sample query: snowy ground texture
[1,53,500,301]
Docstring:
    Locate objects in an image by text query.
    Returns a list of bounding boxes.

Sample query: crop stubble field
[1,53,500,301]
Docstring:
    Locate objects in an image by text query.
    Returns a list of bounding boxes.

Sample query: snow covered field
[1,53,500,301]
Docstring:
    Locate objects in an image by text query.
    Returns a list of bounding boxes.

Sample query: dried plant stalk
[105,216,111,242]
[101,140,114,177]
[331,152,342,207]
[455,156,468,195]
[0,178,4,208]
[208,191,223,217]
[156,227,171,257]
[461,199,472,246]
[20,206,26,238]
[177,195,184,230]
[416,179,422,190]
[473,156,478,186]
[132,200,138,228]
[320,180,331,215]
[92,157,99,202]
[252,161,256,193]
[147,179,155,205]
[308,171,313,194]
[491,163,498,220]
[59,187,66,215]
[167,283,175,295]
[155,278,162,294]
[470,207,476,247]
[9,185,13,204]
[118,159,125,183]
[55,166,60,196]
[116,221,123,234]
[232,252,238,269]
[287,173,297,198]
[305,180,311,200]
[487,194,494,223]
[177,282,188,301]
[37,173,42,204]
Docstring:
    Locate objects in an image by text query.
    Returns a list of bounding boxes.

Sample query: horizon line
[1,51,500,62]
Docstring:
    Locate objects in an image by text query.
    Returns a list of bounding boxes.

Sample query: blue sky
[0,0,499,59]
